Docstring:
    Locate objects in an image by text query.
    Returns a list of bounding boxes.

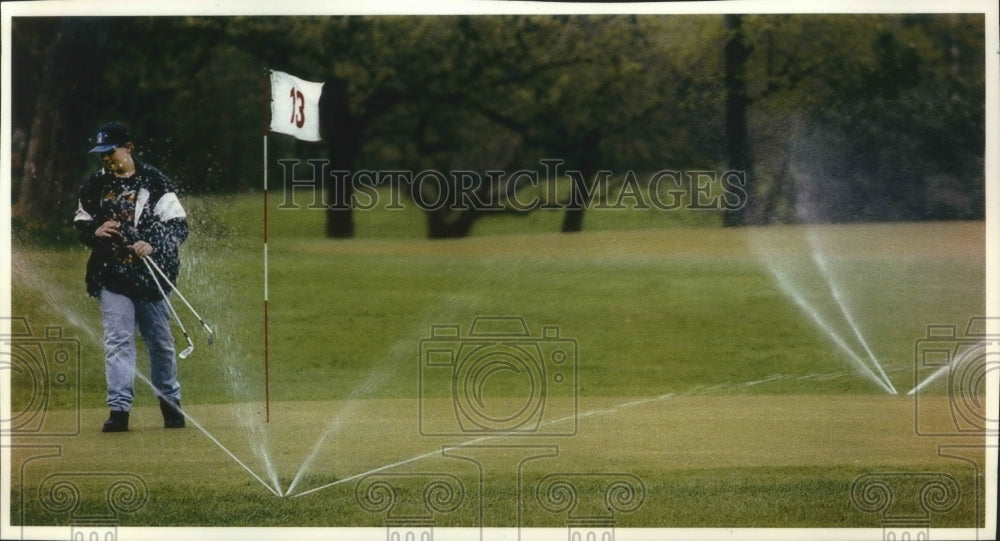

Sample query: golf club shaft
[143,257,195,357]
[145,257,212,328]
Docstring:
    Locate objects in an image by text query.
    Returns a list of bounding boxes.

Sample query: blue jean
[99,289,181,411]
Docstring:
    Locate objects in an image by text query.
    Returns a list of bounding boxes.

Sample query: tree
[459,15,684,234]
[719,14,985,224]
[12,15,257,239]
[10,13,984,238]
[722,14,753,226]
[12,18,105,235]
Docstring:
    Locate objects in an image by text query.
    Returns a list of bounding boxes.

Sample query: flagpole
[262,69,272,423]
[264,134,270,424]
[260,68,324,424]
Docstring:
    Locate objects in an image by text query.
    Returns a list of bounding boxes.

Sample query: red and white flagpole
[260,68,324,423]
[264,133,271,424]
[262,69,272,423]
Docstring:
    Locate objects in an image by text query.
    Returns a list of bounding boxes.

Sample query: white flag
[269,70,325,142]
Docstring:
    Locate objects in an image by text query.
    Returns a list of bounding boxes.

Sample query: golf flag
[269,70,324,142]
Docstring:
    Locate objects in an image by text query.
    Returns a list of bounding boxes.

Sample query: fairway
[8,202,988,534]
[7,393,985,528]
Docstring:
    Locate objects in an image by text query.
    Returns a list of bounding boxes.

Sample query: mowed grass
[8,192,987,530]
[8,396,987,527]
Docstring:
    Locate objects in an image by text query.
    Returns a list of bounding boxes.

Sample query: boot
[102,410,129,432]
[159,397,185,428]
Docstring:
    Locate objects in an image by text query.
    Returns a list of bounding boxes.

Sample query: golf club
[142,257,195,359]
[145,256,215,345]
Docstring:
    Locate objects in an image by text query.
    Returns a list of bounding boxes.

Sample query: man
[74,122,187,432]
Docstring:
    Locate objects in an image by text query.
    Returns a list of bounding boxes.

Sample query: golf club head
[179,341,194,359]
[203,323,215,345]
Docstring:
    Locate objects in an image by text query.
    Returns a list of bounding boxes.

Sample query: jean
[99,289,181,411]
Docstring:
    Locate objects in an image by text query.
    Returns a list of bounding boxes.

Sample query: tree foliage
[9,13,986,238]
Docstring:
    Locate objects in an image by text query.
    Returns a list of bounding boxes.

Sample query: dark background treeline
[9,14,985,239]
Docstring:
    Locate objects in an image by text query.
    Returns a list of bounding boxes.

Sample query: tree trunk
[320,77,356,238]
[560,171,589,233]
[560,139,601,233]
[722,14,754,227]
[425,210,476,239]
[14,19,102,231]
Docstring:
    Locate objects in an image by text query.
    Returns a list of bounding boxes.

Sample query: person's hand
[130,240,154,258]
[95,220,121,239]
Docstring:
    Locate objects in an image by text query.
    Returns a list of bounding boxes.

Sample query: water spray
[286,292,489,497]
[14,248,282,496]
[754,235,896,395]
[907,341,986,396]
[290,371,835,499]
[806,231,897,394]
[132,369,283,497]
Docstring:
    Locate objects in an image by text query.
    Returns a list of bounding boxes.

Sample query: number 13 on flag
[269,70,325,142]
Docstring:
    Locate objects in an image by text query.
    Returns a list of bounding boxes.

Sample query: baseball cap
[88,122,130,153]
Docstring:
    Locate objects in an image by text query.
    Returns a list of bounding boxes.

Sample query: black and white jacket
[74,160,188,301]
